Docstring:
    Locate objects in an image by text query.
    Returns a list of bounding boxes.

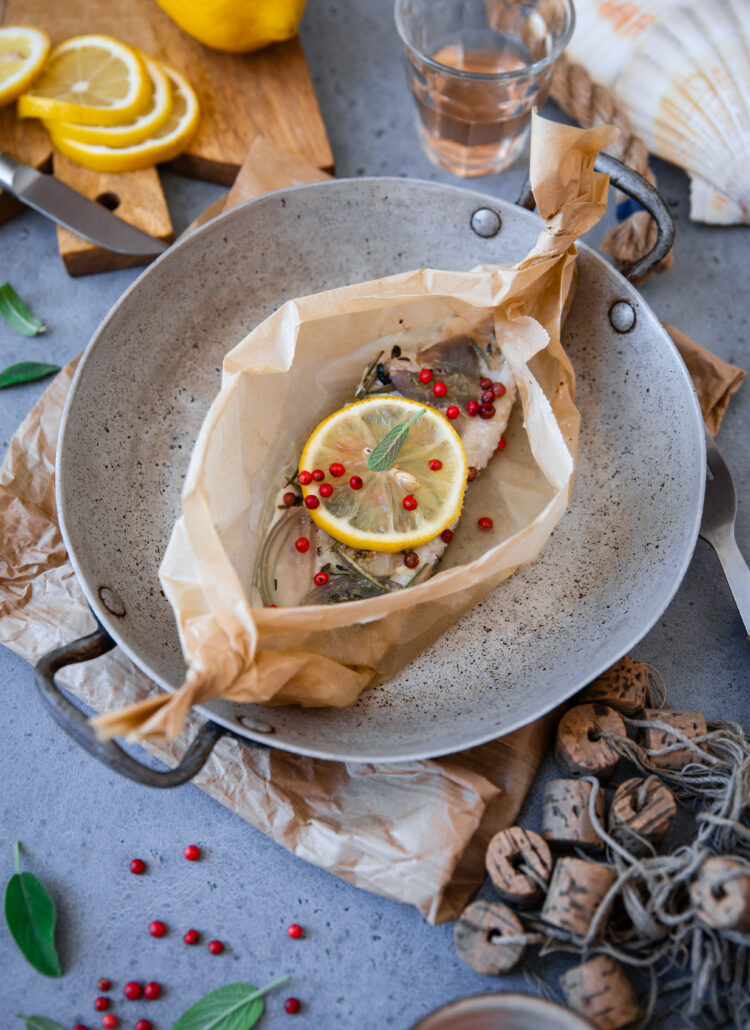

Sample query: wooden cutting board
[0,0,333,274]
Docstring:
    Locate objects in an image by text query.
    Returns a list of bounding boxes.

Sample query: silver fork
[699,425,750,645]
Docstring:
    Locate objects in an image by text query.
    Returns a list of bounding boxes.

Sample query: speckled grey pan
[56,177,705,764]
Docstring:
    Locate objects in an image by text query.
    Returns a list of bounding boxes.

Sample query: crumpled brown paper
[93,113,620,744]
[0,129,744,926]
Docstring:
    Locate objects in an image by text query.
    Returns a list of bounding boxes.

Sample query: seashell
[616,0,750,225]
[566,0,750,225]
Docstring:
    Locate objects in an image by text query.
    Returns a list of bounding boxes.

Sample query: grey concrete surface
[1,0,749,1027]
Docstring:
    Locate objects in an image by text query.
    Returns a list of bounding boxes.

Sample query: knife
[0,152,168,257]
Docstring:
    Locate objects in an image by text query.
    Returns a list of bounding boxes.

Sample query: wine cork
[691,857,750,933]
[560,955,642,1030]
[485,827,552,907]
[453,899,526,975]
[555,704,627,781]
[640,708,706,770]
[542,779,606,850]
[608,776,676,855]
[579,656,650,715]
[541,857,617,937]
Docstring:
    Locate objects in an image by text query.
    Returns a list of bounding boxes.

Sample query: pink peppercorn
[492,381,506,398]
[294,537,310,553]
[184,929,200,945]
[208,940,224,954]
[433,381,447,397]
[329,462,346,477]
[478,517,494,530]
[441,529,454,543]
[428,459,442,471]
[311,469,325,482]
[124,981,143,1000]
[304,495,320,510]
[144,982,161,1000]
[478,402,495,419]
[135,1022,153,1030]
[97,978,112,991]
[466,400,479,417]
[102,1017,118,1030]
[418,368,433,384]
[94,999,109,1012]
[402,495,418,511]
[314,571,329,586]
[74,1026,89,1030]
[149,920,166,938]
[319,482,333,498]
[284,997,301,1014]
[349,475,363,490]
[184,844,201,861]
[497,436,507,451]
[287,923,303,939]
[283,491,297,506]
[479,377,492,390]
[298,470,312,485]
[445,405,459,420]
[129,859,145,875]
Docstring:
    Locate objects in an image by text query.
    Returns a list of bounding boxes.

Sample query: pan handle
[35,623,226,787]
[516,152,675,283]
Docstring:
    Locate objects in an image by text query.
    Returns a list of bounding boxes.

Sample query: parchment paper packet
[93,113,620,743]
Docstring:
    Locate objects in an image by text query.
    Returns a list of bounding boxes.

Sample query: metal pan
[37,159,704,786]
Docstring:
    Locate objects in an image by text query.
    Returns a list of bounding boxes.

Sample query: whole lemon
[154,0,307,53]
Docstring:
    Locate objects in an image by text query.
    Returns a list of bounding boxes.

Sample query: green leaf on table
[172,976,290,1030]
[0,362,61,389]
[0,283,47,336]
[4,842,61,977]
[366,408,425,472]
[19,1017,66,1030]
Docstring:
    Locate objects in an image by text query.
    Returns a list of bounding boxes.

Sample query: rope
[550,54,675,280]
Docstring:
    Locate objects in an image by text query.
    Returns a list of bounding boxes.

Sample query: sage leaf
[0,283,47,336]
[171,975,290,1030]
[4,843,61,978]
[19,1017,66,1030]
[0,362,61,389]
[366,408,425,472]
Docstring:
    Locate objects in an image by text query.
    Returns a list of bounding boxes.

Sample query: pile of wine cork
[452,657,748,1030]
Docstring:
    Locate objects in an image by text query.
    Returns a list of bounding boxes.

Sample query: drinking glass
[394,0,575,176]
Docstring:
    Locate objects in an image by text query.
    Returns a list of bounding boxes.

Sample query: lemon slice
[47,63,199,172]
[46,56,173,146]
[0,26,50,106]
[18,34,150,125]
[299,397,468,553]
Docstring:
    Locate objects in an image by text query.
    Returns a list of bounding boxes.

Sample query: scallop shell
[566,0,750,225]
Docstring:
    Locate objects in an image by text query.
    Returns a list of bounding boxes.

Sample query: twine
[550,54,675,280]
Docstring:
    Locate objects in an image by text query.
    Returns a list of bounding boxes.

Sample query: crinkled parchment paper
[94,114,621,743]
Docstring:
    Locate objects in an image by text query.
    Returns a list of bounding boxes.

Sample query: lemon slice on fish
[299,396,468,553]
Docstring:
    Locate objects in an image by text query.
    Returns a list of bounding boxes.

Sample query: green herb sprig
[4,842,61,977]
[172,975,291,1030]
[366,408,425,472]
[0,283,47,336]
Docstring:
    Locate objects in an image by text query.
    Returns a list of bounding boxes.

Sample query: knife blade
[0,152,168,257]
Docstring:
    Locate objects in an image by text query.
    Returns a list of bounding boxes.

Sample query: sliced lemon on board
[0,26,50,106]
[18,34,150,125]
[48,64,199,172]
[46,56,173,146]
[299,396,468,553]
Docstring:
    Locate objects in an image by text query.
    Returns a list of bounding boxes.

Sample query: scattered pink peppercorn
[466,401,479,419]
[428,459,442,471]
[74,1025,89,1030]
[329,462,345,477]
[404,552,419,569]
[432,381,447,397]
[94,999,110,1012]
[492,381,507,398]
[480,377,492,390]
[124,982,142,1000]
[135,1021,153,1030]
[349,475,363,490]
[208,940,224,955]
[298,470,312,485]
[440,528,454,543]
[267,604,278,608]
[314,571,329,586]
[287,923,304,939]
[149,920,166,938]
[184,929,200,945]
[294,537,310,553]
[144,982,161,1000]
[284,998,301,1014]
[445,405,459,420]
[129,859,145,875]
[467,466,478,482]
[283,491,297,507]
[478,402,495,419]
[184,844,201,861]
[402,495,418,511]
[497,436,507,451]
[319,482,333,498]
[481,390,495,404]
[102,1017,118,1030]
[97,978,112,991]
[304,495,320,510]
[311,469,325,481]
[419,368,433,384]
[478,516,494,530]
